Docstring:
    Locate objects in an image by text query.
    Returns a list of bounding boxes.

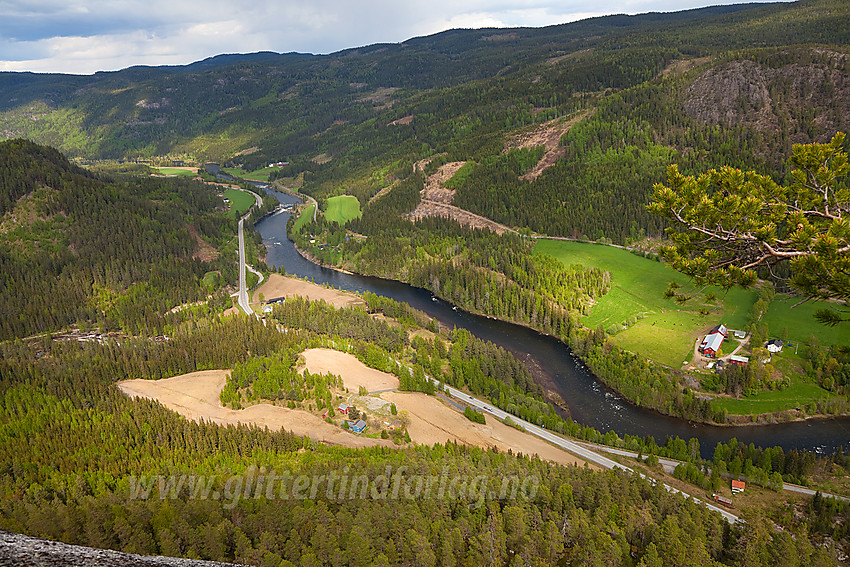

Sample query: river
[254,186,850,459]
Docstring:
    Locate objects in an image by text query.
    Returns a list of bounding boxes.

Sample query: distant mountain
[1,0,848,242]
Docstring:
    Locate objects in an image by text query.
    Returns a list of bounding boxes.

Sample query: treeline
[0,139,237,339]
[271,296,408,353]
[219,347,345,411]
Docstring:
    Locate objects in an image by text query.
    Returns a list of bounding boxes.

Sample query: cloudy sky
[1,0,785,75]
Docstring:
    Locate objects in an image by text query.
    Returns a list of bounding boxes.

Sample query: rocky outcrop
[684,49,850,145]
[0,530,249,567]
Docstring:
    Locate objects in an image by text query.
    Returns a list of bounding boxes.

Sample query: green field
[155,167,196,176]
[292,204,315,234]
[222,166,277,182]
[763,295,850,347]
[223,188,255,218]
[534,239,757,366]
[324,195,361,225]
[710,376,834,414]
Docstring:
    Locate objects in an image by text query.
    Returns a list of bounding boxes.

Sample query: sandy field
[117,370,389,448]
[381,390,587,467]
[303,349,586,466]
[117,349,590,466]
[301,348,399,392]
[252,274,364,309]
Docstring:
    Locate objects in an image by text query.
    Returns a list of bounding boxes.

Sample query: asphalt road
[236,218,252,316]
[432,379,741,523]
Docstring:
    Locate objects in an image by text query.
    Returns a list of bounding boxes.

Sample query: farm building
[729,355,749,366]
[766,339,784,353]
[731,480,746,493]
[700,332,724,357]
[733,330,746,339]
[709,324,729,338]
[337,403,350,415]
[387,420,403,431]
[348,419,367,433]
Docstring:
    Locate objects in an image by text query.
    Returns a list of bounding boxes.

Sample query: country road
[578,441,849,503]
[430,379,742,523]
[236,218,252,316]
[235,187,263,316]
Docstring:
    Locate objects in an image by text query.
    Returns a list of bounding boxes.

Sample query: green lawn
[762,294,850,347]
[222,166,277,182]
[223,188,255,218]
[534,239,757,366]
[710,376,834,415]
[155,167,196,176]
[324,195,361,225]
[292,205,315,234]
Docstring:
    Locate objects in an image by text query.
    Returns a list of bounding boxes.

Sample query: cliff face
[684,49,850,146]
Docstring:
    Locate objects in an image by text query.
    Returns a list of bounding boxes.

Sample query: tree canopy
[648,132,849,323]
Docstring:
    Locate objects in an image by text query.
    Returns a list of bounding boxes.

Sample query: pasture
[324,195,361,225]
[534,239,757,366]
[710,376,834,415]
[762,295,850,347]
[155,167,196,176]
[223,188,254,218]
[292,204,315,234]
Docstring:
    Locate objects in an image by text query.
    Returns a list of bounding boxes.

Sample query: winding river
[254,187,850,459]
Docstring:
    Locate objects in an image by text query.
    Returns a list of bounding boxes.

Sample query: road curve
[431,378,741,523]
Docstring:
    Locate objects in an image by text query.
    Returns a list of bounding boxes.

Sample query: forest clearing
[117,349,588,467]
[252,274,365,309]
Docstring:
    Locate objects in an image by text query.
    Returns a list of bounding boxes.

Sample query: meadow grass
[710,376,834,414]
[534,239,757,366]
[223,188,254,218]
[762,294,850,347]
[293,205,315,234]
[155,167,196,176]
[324,195,361,225]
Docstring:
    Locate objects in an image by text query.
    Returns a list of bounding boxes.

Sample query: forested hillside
[1,1,848,247]
[3,2,850,564]
[0,139,235,339]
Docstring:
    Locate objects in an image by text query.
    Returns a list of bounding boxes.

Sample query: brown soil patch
[661,56,713,77]
[381,391,588,467]
[547,49,591,65]
[252,274,364,309]
[301,348,399,393]
[389,115,413,126]
[186,224,218,261]
[505,110,593,182]
[423,161,465,204]
[356,87,399,106]
[117,370,388,448]
[407,200,515,235]
[405,160,515,234]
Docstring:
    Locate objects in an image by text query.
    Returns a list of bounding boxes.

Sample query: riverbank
[297,244,850,428]
[254,187,850,456]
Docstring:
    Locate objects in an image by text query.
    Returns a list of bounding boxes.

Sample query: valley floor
[117,348,587,468]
